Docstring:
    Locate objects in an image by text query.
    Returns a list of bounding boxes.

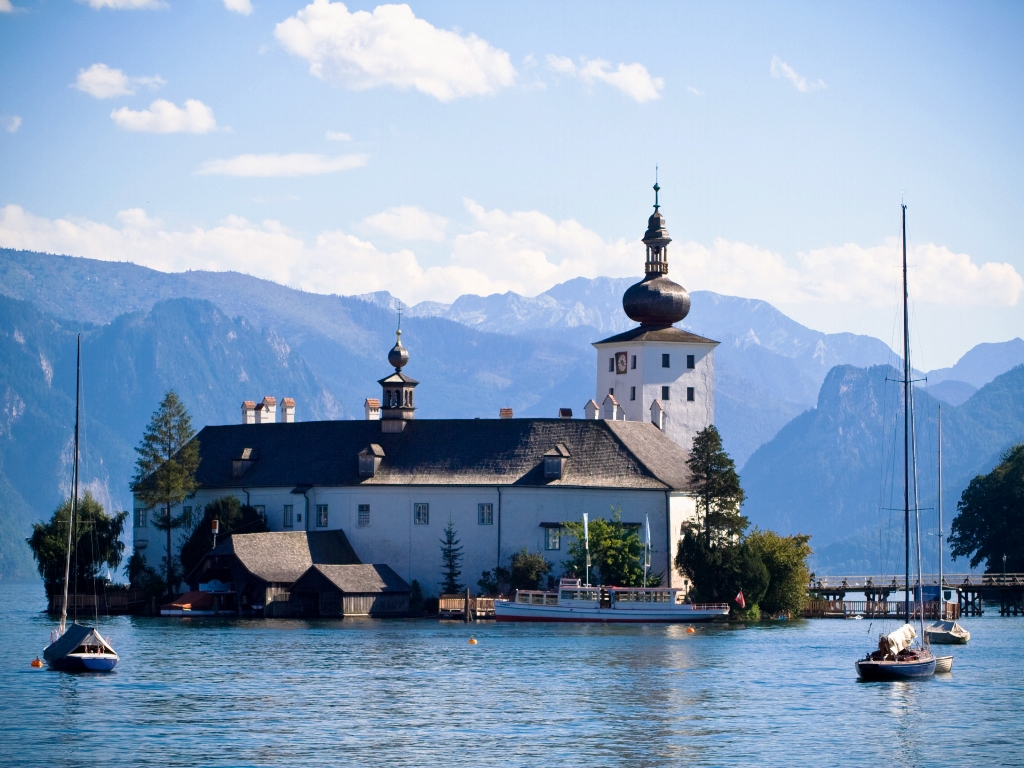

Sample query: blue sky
[1,1,1022,369]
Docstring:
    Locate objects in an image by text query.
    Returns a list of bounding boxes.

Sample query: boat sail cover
[43,623,113,662]
[879,624,917,657]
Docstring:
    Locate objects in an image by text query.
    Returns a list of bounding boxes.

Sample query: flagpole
[643,514,651,588]
[584,514,591,588]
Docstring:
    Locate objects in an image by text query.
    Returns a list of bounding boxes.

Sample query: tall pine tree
[131,390,200,597]
[439,516,464,594]
[685,425,747,548]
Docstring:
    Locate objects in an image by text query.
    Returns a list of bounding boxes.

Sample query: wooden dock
[808,573,1024,616]
[802,599,959,620]
[49,589,148,615]
[438,594,496,620]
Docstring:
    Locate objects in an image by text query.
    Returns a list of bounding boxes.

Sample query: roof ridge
[599,420,669,489]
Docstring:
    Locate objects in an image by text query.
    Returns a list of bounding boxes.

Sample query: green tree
[686,425,747,548]
[27,491,127,601]
[439,516,464,594]
[178,496,269,580]
[478,548,553,595]
[676,532,768,617]
[131,390,201,597]
[746,528,813,617]
[949,444,1024,571]
[561,508,659,587]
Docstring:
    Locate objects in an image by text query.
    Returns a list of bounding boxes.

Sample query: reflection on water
[1,581,1020,767]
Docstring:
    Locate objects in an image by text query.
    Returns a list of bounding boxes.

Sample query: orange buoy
[468,636,478,645]
[686,627,696,634]
[31,657,44,668]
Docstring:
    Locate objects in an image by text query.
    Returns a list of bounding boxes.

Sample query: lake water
[2,580,1022,767]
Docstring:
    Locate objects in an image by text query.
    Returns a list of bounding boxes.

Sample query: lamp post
[212,519,220,548]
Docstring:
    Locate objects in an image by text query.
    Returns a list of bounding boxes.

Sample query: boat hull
[855,657,936,680]
[494,601,728,623]
[47,653,118,672]
[934,655,953,673]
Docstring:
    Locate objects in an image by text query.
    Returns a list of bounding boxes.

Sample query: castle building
[132,185,719,605]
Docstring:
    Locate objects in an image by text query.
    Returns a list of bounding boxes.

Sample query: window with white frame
[283,505,294,528]
[181,506,193,528]
[358,504,370,527]
[414,503,429,525]
[316,504,328,528]
[478,503,493,525]
[544,527,561,551]
[134,509,147,528]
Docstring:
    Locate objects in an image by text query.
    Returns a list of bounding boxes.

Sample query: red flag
[735,590,746,609]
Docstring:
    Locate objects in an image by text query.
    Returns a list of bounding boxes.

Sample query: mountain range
[1,247,1022,578]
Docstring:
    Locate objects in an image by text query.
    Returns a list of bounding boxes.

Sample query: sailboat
[42,335,119,672]
[926,404,970,653]
[855,205,936,681]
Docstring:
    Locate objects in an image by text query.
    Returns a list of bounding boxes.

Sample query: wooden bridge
[808,574,1024,616]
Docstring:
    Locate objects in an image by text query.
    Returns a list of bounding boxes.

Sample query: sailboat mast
[909,375,927,642]
[58,335,81,635]
[938,405,943,612]
[902,203,910,626]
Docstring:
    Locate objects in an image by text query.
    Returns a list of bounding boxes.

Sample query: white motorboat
[494,578,729,623]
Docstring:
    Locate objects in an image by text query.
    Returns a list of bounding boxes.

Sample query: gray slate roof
[594,325,719,345]
[184,418,693,491]
[207,530,361,584]
[293,564,411,595]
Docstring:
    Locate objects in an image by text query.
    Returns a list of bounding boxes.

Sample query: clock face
[615,351,628,374]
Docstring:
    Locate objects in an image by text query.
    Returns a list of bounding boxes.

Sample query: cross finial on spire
[396,302,403,336]
[653,167,661,211]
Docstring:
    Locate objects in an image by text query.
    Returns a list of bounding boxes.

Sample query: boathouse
[291,564,411,617]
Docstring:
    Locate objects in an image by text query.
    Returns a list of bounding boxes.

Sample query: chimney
[650,399,664,430]
[364,398,381,421]
[601,394,619,421]
[499,408,514,419]
[584,399,599,420]
[241,400,256,425]
[558,408,573,419]
[255,396,277,424]
[280,397,295,423]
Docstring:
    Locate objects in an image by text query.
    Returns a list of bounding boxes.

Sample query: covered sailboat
[42,335,119,672]
[926,620,971,645]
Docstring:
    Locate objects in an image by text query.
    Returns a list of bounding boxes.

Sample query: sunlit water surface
[2,581,1021,767]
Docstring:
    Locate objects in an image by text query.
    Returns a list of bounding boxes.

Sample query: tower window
[609,358,614,372]
[687,354,695,369]
[687,387,695,401]
[662,386,670,400]
[662,354,670,368]
[630,386,636,401]
[631,355,636,369]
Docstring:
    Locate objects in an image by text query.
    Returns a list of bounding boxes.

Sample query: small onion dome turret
[622,181,690,327]
[388,330,409,371]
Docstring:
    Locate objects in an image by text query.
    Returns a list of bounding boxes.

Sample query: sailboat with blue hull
[855,204,935,681]
[42,335,119,673]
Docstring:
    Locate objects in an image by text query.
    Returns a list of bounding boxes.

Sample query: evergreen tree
[131,390,200,597]
[949,443,1024,571]
[685,425,747,548]
[439,516,464,594]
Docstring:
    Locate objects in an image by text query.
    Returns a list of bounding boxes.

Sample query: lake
[1,580,1021,767]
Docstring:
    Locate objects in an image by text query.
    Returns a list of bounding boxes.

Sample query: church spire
[379,303,418,431]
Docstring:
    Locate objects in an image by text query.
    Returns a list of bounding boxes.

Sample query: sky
[1,1,1023,370]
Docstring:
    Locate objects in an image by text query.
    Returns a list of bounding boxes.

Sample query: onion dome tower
[622,182,690,327]
[378,308,418,432]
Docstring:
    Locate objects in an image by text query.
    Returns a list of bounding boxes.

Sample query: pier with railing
[807,573,1024,617]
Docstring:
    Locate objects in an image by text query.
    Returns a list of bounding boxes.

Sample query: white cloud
[3,115,21,133]
[0,204,1017,311]
[770,55,826,93]
[364,206,447,241]
[111,99,218,133]
[197,152,368,177]
[80,0,165,8]
[274,1,517,102]
[0,0,16,13]
[72,63,165,99]
[223,0,251,14]
[325,130,352,141]
[686,85,703,96]
[546,54,663,102]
